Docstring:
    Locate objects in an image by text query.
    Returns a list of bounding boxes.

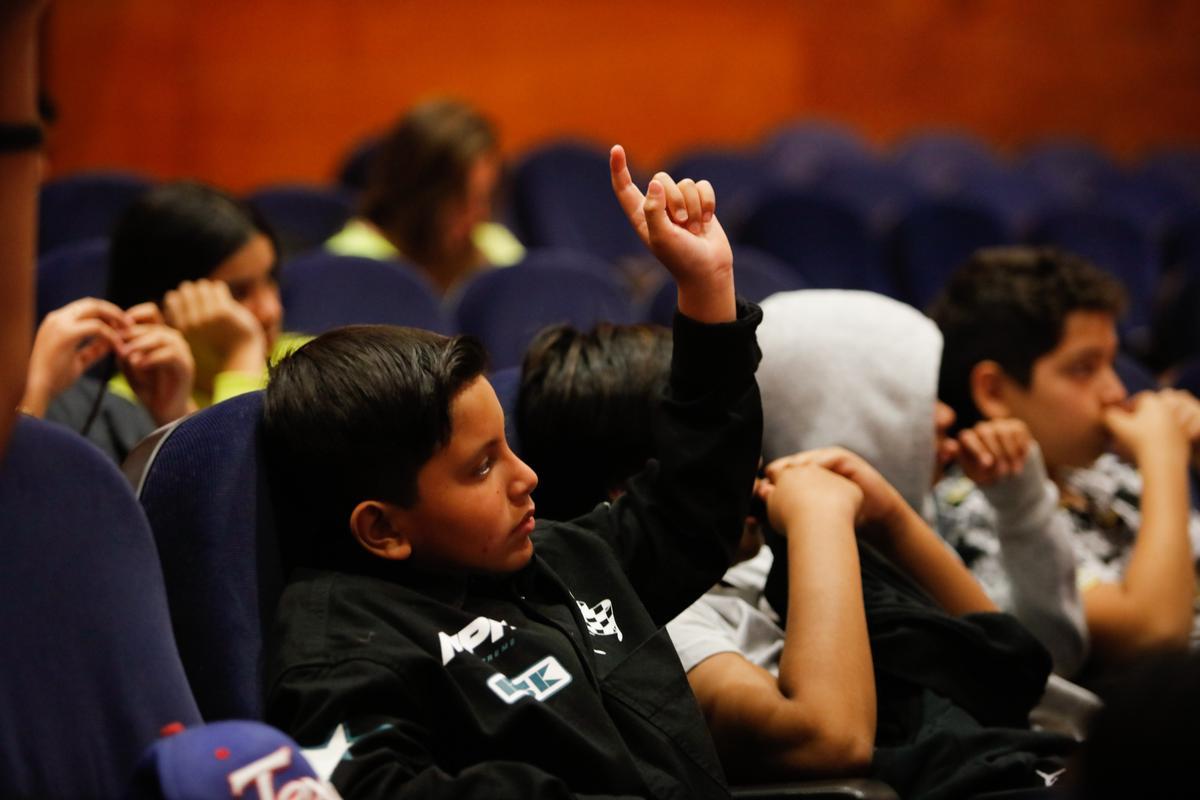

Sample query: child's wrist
[674,277,735,325]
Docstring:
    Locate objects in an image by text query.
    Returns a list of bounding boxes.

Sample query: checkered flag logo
[576,598,623,642]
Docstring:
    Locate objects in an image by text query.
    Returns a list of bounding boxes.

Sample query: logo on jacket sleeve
[576,598,623,642]
[438,616,512,665]
[487,655,573,704]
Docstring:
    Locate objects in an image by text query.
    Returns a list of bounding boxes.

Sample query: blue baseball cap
[127,720,342,800]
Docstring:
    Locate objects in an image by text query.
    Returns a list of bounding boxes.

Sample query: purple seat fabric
[245,184,354,258]
[35,236,110,324]
[451,261,636,369]
[0,416,200,797]
[281,252,449,335]
[38,171,152,255]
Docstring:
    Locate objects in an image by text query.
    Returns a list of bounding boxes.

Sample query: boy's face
[401,376,540,574]
[998,310,1127,470]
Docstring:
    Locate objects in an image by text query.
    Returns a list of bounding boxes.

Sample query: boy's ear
[969,360,1014,420]
[349,500,413,561]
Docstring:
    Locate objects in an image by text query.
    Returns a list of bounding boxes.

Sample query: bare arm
[688,464,875,783]
[1086,393,1193,659]
[785,447,998,616]
[0,1,48,454]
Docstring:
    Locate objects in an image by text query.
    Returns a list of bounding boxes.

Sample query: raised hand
[956,418,1032,486]
[609,145,734,323]
[163,279,266,384]
[21,297,128,416]
[119,303,196,425]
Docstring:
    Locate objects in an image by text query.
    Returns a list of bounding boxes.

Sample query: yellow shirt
[109,332,311,410]
[325,218,525,267]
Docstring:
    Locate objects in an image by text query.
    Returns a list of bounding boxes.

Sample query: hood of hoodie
[757,290,943,515]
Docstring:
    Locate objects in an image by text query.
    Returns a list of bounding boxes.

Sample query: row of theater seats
[34,127,1200,362]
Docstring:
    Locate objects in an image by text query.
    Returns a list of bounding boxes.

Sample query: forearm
[0,7,43,449]
[872,502,997,616]
[611,300,762,623]
[1086,450,1193,656]
[775,508,875,761]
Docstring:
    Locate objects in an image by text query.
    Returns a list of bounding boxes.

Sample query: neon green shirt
[109,332,311,410]
[325,219,525,267]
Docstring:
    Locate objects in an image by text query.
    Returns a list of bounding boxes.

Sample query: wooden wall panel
[43,0,1200,191]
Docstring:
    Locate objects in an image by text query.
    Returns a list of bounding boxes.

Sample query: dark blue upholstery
[955,168,1049,234]
[645,247,806,326]
[1094,170,1197,236]
[816,161,924,232]
[246,184,354,258]
[451,262,636,369]
[892,200,1014,311]
[0,416,200,797]
[517,247,617,279]
[891,131,1002,195]
[1030,209,1159,335]
[134,391,280,721]
[739,189,893,295]
[37,171,152,255]
[281,252,449,334]
[760,121,872,185]
[1020,140,1119,207]
[1141,149,1200,207]
[35,237,110,324]
[511,141,645,263]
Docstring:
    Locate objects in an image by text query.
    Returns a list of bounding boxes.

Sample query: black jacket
[265,302,763,799]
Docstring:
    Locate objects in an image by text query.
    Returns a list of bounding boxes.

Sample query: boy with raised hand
[931,246,1200,677]
[262,145,762,799]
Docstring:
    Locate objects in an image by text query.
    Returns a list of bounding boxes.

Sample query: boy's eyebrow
[465,438,502,463]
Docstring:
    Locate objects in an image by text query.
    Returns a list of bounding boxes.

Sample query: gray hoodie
[756,290,1088,676]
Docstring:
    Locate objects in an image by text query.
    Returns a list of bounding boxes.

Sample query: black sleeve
[580,299,763,625]
[270,661,643,800]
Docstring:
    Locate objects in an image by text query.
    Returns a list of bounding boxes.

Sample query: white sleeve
[981,443,1090,677]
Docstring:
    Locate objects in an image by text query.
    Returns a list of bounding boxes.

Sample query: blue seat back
[816,161,924,232]
[452,262,636,369]
[892,200,1014,310]
[760,121,872,185]
[1030,209,1159,335]
[739,189,893,295]
[35,237,110,324]
[0,416,200,797]
[1020,140,1119,206]
[281,252,449,335]
[132,391,281,721]
[246,184,354,258]
[511,141,645,263]
[891,131,1002,195]
[38,171,152,255]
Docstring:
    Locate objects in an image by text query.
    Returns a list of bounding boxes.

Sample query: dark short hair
[263,325,488,568]
[929,246,1126,429]
[107,181,277,310]
[517,323,672,521]
[360,99,497,266]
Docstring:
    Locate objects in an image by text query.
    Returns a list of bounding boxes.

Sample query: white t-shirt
[666,546,785,674]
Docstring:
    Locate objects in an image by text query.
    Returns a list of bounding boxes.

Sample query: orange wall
[44,0,1200,191]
